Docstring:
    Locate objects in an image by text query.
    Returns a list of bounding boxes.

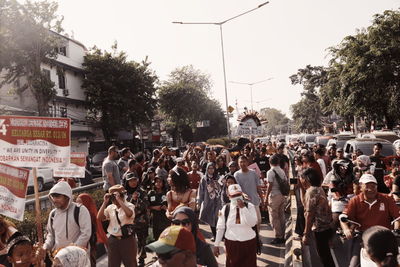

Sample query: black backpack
[223,202,262,255]
[273,170,290,196]
[50,204,97,247]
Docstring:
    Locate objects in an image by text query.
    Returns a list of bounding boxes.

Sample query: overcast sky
[56,0,399,120]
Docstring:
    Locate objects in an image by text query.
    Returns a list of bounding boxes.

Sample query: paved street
[97,221,286,267]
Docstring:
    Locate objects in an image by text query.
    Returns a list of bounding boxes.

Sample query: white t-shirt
[104,202,135,237]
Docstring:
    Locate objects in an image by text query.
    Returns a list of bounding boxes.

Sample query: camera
[289,178,298,185]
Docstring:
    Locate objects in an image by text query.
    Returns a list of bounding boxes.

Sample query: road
[97,221,286,267]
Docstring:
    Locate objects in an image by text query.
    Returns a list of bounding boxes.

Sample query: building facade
[0,32,94,154]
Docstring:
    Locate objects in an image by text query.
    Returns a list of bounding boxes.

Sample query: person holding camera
[97,184,137,267]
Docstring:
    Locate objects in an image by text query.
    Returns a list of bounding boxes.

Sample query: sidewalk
[97,221,286,267]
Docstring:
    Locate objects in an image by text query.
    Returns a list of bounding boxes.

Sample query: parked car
[343,138,395,158]
[298,134,320,147]
[361,131,400,143]
[315,135,334,147]
[26,167,54,192]
[89,151,108,177]
[327,134,356,150]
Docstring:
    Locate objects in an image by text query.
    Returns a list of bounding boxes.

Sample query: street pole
[230,77,273,111]
[219,24,231,141]
[173,2,269,145]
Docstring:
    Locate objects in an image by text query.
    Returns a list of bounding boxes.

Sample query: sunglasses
[157,249,183,261]
[171,219,191,227]
[50,193,62,198]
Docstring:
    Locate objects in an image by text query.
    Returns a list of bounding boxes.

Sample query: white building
[0,32,94,154]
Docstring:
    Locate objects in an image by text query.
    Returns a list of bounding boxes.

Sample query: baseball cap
[228,184,243,197]
[359,173,377,184]
[7,235,31,256]
[176,157,184,163]
[146,225,195,254]
[109,184,126,194]
[147,167,155,173]
[125,172,139,181]
[337,148,344,152]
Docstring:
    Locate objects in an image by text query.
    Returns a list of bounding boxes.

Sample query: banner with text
[54,152,86,178]
[0,163,29,221]
[0,116,71,167]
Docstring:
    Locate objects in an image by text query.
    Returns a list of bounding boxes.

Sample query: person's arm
[387,196,400,229]
[213,205,226,257]
[239,201,257,227]
[75,206,92,247]
[42,212,55,251]
[115,193,134,218]
[105,162,116,186]
[265,171,273,206]
[302,191,316,244]
[187,189,197,210]
[340,198,356,239]
[97,193,111,221]
[197,178,205,207]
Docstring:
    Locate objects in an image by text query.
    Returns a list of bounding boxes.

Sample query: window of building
[59,46,67,56]
[58,71,66,89]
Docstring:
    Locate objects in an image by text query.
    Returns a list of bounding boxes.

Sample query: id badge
[162,195,167,202]
[112,226,119,234]
[150,196,156,202]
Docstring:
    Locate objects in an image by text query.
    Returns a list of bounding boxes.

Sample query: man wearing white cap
[213,184,258,267]
[341,173,400,267]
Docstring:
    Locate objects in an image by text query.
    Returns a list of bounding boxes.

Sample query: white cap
[359,173,377,184]
[357,155,371,171]
[228,184,242,196]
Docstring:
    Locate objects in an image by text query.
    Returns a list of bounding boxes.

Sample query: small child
[6,236,36,267]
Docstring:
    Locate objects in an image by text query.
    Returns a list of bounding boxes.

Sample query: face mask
[230,195,243,206]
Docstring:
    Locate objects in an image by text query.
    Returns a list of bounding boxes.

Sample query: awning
[71,130,96,138]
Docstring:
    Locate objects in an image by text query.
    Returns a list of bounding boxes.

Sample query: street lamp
[173,1,269,142]
[230,77,273,111]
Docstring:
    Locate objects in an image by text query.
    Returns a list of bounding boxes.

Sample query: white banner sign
[54,152,86,178]
[237,118,262,136]
[0,163,29,221]
[0,116,71,167]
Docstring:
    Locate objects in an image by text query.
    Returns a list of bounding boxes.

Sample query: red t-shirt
[343,193,400,231]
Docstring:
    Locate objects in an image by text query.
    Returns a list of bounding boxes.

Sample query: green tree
[259,107,289,135]
[159,65,226,144]
[82,46,157,145]
[290,65,326,133]
[0,0,63,115]
[322,10,400,128]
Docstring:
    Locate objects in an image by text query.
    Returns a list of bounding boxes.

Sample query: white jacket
[43,181,92,251]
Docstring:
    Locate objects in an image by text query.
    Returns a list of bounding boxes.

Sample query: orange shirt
[343,193,400,231]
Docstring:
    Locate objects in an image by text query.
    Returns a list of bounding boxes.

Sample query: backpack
[223,202,262,255]
[273,170,290,196]
[50,204,97,247]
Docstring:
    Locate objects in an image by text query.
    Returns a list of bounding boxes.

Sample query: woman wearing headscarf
[76,193,108,267]
[53,245,90,267]
[197,162,223,241]
[172,207,218,267]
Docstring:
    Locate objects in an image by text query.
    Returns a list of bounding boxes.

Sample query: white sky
[55,0,399,119]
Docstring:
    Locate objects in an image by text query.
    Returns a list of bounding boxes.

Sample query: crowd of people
[291,140,400,267]
[0,139,400,267]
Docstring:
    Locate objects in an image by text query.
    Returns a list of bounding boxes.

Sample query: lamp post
[230,77,273,111]
[173,1,269,142]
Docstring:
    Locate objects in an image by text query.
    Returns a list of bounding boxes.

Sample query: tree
[82,46,158,145]
[259,107,289,135]
[0,0,63,115]
[159,65,226,144]
[290,65,327,133]
[322,10,400,129]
